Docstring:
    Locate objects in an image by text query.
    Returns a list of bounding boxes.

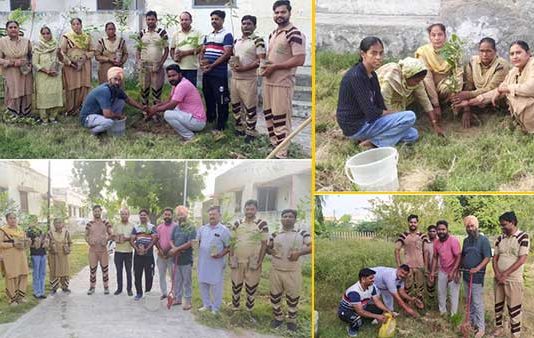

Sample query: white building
[210,160,311,230]
[52,187,88,219]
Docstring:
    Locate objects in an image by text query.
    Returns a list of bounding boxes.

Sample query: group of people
[337,22,534,149]
[0,0,306,158]
[338,212,529,338]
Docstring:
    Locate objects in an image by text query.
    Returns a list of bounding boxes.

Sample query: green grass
[190,258,312,338]
[0,80,306,159]
[315,51,534,191]
[315,238,534,337]
[0,242,88,323]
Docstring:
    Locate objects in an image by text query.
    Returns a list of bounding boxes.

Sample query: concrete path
[1,255,279,338]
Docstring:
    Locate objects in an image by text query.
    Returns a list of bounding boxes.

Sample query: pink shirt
[157,222,176,252]
[170,78,206,122]
[433,236,461,274]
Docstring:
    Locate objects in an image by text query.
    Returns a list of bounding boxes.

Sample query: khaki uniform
[138,28,168,105]
[229,218,268,310]
[424,240,435,299]
[85,220,112,289]
[494,230,529,337]
[0,226,29,303]
[269,228,311,323]
[231,34,265,136]
[95,36,128,84]
[47,228,72,291]
[395,231,429,302]
[263,24,306,158]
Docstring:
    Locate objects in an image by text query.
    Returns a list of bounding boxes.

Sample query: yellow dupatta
[64,30,90,50]
[0,225,25,239]
[415,43,451,74]
[471,55,508,90]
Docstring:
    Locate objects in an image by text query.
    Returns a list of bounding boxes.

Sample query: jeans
[114,251,132,292]
[465,280,485,331]
[84,99,125,135]
[173,263,193,301]
[31,255,46,296]
[164,109,206,139]
[182,70,198,87]
[133,252,154,296]
[349,111,418,147]
[438,270,460,315]
[156,255,173,296]
[202,75,230,130]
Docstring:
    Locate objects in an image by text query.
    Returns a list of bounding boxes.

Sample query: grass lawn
[315,51,534,191]
[0,79,307,159]
[191,257,312,338]
[0,241,88,323]
[315,238,534,337]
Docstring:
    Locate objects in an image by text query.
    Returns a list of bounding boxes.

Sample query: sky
[29,160,237,197]
[323,195,391,222]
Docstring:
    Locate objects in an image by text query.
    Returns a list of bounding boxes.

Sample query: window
[234,191,242,213]
[19,191,28,213]
[193,0,233,7]
[97,0,136,10]
[257,187,277,212]
[10,0,31,10]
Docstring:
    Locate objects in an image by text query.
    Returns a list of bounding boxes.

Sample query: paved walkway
[1,255,279,338]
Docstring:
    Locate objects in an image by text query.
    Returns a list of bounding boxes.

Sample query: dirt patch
[399,168,435,191]
[499,174,534,191]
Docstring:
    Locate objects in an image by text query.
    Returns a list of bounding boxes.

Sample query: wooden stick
[266,116,312,159]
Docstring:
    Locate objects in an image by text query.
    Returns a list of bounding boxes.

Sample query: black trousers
[114,251,132,292]
[133,252,154,296]
[202,75,230,130]
[182,70,198,87]
[338,303,383,330]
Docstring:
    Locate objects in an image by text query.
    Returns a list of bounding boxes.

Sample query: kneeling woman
[459,40,534,133]
[336,37,418,148]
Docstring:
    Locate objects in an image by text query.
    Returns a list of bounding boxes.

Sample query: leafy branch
[439,33,465,95]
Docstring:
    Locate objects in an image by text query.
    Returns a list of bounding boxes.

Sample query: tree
[72,161,113,201]
[314,195,326,236]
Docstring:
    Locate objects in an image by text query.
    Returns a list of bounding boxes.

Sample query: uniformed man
[229,200,268,311]
[230,15,266,143]
[85,205,113,295]
[394,214,429,305]
[268,209,311,332]
[170,11,202,87]
[262,0,306,159]
[492,211,529,338]
[137,10,169,107]
[425,224,437,299]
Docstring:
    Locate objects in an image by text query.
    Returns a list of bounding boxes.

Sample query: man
[200,10,233,139]
[155,208,177,300]
[262,0,306,159]
[79,67,145,135]
[85,205,113,295]
[169,205,196,310]
[170,11,202,86]
[197,206,231,314]
[372,265,421,317]
[338,268,394,337]
[112,208,133,296]
[461,215,492,338]
[429,220,461,316]
[26,220,49,299]
[130,209,157,301]
[146,64,206,140]
[230,15,266,143]
[425,225,437,299]
[229,200,268,311]
[492,211,529,338]
[137,10,169,107]
[394,214,429,306]
[268,209,311,332]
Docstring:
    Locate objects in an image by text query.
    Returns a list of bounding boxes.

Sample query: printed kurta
[32,42,63,110]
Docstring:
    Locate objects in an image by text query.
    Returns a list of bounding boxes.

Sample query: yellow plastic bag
[378,313,396,338]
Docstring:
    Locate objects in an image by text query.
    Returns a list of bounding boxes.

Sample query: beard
[467,229,478,238]
[437,233,448,241]
[169,79,180,86]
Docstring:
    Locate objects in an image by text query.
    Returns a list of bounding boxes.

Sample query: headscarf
[377,57,427,98]
[107,66,124,81]
[471,55,509,90]
[415,43,451,74]
[33,26,57,54]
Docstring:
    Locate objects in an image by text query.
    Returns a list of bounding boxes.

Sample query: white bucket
[345,147,400,191]
[108,117,126,137]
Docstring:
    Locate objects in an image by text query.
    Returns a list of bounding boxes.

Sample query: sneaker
[182,302,192,311]
[127,290,133,296]
[134,294,142,301]
[104,288,110,295]
[160,294,167,300]
[198,306,211,312]
[211,309,219,315]
[270,319,283,329]
[39,295,47,299]
[114,290,122,295]
[371,319,379,325]
[33,294,40,299]
[87,288,95,295]
[287,323,297,332]
[50,289,57,295]
[62,289,71,294]
[347,326,359,337]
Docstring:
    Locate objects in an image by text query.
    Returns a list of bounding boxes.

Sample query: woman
[453,37,510,128]
[0,213,30,305]
[47,218,72,294]
[336,37,418,149]
[95,22,128,84]
[415,23,463,127]
[32,26,64,124]
[61,17,93,116]
[377,57,444,135]
[459,40,534,133]
[0,20,33,120]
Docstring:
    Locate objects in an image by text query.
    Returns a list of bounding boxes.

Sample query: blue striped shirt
[203,28,233,78]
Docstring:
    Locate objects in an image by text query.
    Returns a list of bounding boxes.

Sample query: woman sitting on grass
[377,57,444,136]
[415,23,463,132]
[457,40,534,133]
[336,36,418,149]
